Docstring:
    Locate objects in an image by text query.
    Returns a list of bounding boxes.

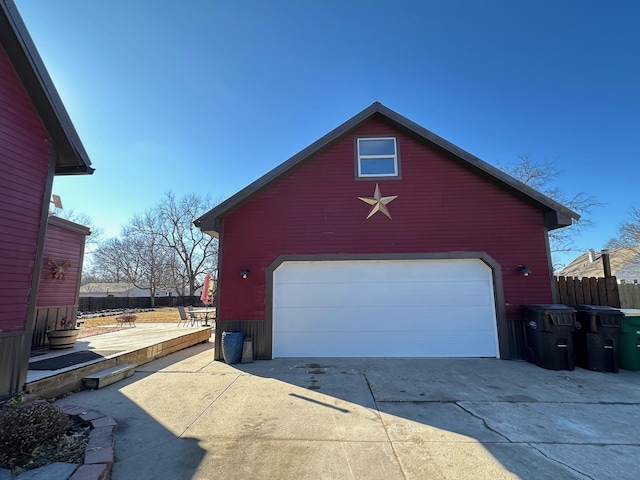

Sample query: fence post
[567,277,577,305]
[556,276,568,304]
[588,277,599,304]
[582,277,592,304]
[597,278,608,306]
[605,276,620,308]
[575,277,585,304]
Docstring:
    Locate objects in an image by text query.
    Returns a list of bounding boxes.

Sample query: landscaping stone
[78,410,103,422]
[87,427,114,448]
[83,446,113,466]
[60,405,88,416]
[69,463,109,480]
[90,417,117,430]
[14,462,77,480]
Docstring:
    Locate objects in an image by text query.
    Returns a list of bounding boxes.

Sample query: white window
[357,137,398,177]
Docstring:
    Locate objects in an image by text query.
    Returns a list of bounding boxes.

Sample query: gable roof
[47,215,91,236]
[195,102,579,236]
[0,0,93,175]
[560,248,640,282]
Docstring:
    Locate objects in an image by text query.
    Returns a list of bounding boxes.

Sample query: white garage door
[272,259,499,358]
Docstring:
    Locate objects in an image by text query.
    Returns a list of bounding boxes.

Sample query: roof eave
[47,215,91,235]
[544,210,578,231]
[0,0,93,176]
[194,103,385,233]
[374,103,580,226]
[195,102,579,235]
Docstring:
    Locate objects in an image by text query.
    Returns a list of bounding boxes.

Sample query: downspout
[213,219,224,361]
[544,226,558,303]
[74,225,89,326]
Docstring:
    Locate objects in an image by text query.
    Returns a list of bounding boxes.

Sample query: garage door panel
[274,281,493,308]
[276,305,495,332]
[275,260,492,284]
[274,330,498,357]
[273,259,499,358]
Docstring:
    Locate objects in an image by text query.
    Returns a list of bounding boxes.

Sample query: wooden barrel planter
[47,329,80,349]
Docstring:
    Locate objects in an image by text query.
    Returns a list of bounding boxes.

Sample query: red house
[31,216,91,349]
[195,103,578,361]
[0,0,93,397]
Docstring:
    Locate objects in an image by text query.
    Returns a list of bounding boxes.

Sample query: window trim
[356,136,400,179]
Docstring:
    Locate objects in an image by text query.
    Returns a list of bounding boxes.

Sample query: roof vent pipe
[587,249,596,262]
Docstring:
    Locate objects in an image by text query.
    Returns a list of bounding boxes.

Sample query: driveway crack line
[455,402,512,442]
[364,372,409,480]
[177,372,243,438]
[526,443,595,480]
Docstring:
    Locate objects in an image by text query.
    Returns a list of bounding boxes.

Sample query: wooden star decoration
[358,183,398,219]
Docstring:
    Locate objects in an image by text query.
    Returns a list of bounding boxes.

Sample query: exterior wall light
[518,265,532,276]
[241,267,250,279]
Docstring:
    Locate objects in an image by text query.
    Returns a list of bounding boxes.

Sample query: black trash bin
[522,305,576,370]
[574,305,623,373]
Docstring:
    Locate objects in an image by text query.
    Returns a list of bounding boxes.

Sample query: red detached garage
[196,103,578,361]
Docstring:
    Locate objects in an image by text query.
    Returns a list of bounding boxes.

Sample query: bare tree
[124,210,179,305]
[154,192,219,296]
[90,237,127,283]
[79,271,102,286]
[606,207,640,252]
[500,155,602,266]
[90,192,219,300]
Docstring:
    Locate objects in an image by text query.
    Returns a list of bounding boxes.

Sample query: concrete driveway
[55,342,640,479]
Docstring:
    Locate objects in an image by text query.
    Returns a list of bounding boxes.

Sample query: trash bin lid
[521,304,576,312]
[622,309,640,327]
[575,304,622,313]
[598,315,623,327]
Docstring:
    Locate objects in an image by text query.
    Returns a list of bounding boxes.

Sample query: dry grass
[80,308,181,327]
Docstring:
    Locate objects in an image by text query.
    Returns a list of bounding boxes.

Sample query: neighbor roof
[560,248,640,282]
[195,102,579,236]
[0,0,93,175]
[79,282,136,294]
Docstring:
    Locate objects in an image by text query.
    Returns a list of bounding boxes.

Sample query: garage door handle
[557,344,567,348]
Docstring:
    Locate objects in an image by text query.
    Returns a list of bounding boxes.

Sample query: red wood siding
[0,43,50,333]
[219,118,554,322]
[36,223,84,307]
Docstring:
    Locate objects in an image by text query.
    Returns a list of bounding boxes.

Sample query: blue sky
[15,0,640,267]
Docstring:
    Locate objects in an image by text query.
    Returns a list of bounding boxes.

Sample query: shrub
[0,399,70,466]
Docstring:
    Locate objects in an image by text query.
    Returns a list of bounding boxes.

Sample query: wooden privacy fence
[78,295,200,312]
[618,282,640,309]
[554,276,620,308]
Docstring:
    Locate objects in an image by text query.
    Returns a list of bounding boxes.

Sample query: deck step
[82,364,136,390]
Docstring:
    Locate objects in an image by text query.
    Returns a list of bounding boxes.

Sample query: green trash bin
[619,309,640,371]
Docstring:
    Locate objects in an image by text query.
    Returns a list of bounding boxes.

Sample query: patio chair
[187,305,202,326]
[177,305,190,327]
